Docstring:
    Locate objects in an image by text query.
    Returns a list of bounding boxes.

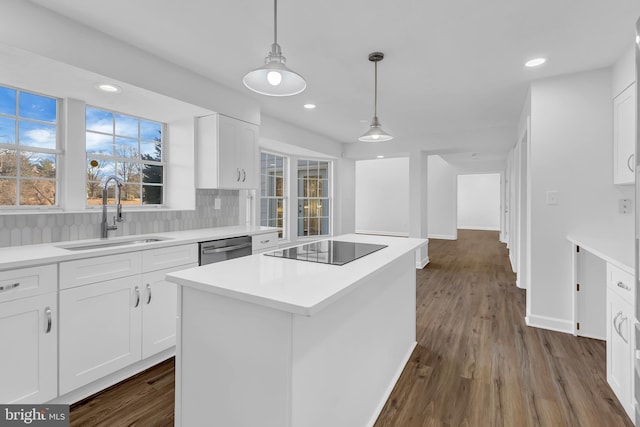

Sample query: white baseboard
[49,348,175,405]
[366,341,417,427]
[427,234,456,240]
[416,256,429,269]
[525,314,573,334]
[458,226,500,231]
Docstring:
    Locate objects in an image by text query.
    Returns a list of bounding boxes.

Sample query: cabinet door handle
[0,282,20,292]
[134,286,140,308]
[613,311,622,335]
[616,281,631,291]
[242,169,246,182]
[618,315,628,343]
[627,153,635,172]
[44,307,52,334]
[237,168,241,182]
[146,284,152,305]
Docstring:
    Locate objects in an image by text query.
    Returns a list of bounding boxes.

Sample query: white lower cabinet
[0,292,57,403]
[58,244,198,397]
[59,277,142,394]
[607,287,634,419]
[141,264,196,359]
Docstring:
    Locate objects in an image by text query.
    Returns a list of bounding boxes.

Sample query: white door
[218,115,240,188]
[59,278,142,394]
[141,265,195,358]
[0,293,57,403]
[235,121,257,189]
[576,249,607,340]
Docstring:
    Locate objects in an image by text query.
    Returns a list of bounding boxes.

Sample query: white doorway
[457,173,501,231]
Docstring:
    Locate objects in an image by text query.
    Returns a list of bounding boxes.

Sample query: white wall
[355,158,409,236]
[427,155,457,239]
[527,67,634,332]
[457,174,501,231]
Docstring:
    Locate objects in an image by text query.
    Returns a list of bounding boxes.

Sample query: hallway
[374,230,632,426]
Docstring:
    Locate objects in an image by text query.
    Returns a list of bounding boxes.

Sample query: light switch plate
[620,198,632,214]
[546,191,559,205]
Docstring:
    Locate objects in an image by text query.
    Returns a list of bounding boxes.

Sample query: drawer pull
[146,284,152,305]
[44,307,52,334]
[616,281,631,291]
[0,282,20,292]
[260,240,271,244]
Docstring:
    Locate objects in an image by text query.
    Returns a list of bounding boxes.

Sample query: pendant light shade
[359,52,393,142]
[243,0,306,96]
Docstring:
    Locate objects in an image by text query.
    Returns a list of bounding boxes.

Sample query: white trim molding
[525,314,573,334]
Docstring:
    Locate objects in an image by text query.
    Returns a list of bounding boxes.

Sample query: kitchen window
[297,159,331,237]
[260,152,287,239]
[85,106,165,206]
[0,85,59,207]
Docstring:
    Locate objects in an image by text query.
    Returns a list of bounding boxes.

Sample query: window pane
[18,121,56,149]
[121,184,141,203]
[297,179,305,197]
[260,175,267,197]
[0,117,15,144]
[115,114,138,138]
[86,180,102,205]
[19,92,56,123]
[141,164,162,184]
[115,137,139,159]
[275,176,284,197]
[86,132,113,155]
[20,152,56,178]
[87,159,116,183]
[0,178,16,205]
[297,159,308,170]
[141,140,161,161]
[140,120,161,141]
[119,161,141,183]
[86,107,113,133]
[19,179,56,205]
[0,149,17,176]
[143,185,162,204]
[320,217,329,235]
[0,87,16,116]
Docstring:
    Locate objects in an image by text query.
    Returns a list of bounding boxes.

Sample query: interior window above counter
[196,113,258,190]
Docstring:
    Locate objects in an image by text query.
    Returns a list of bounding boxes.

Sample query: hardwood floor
[70,230,633,427]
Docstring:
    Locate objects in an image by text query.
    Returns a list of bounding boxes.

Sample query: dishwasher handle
[201,242,252,255]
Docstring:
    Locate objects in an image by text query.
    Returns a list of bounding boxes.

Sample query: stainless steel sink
[57,236,172,251]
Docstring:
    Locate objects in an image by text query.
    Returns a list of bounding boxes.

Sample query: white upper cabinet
[612,82,636,185]
[196,113,258,189]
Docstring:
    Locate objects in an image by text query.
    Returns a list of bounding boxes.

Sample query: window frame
[259,150,288,240]
[0,84,61,209]
[85,105,166,208]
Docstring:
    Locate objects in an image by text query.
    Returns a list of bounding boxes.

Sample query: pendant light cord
[374,60,378,117]
[274,0,278,45]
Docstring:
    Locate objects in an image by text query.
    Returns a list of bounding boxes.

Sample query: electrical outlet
[619,198,632,214]
[214,197,221,210]
[546,191,559,206]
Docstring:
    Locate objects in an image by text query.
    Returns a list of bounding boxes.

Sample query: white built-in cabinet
[0,265,58,404]
[59,244,197,395]
[613,82,636,185]
[196,113,258,189]
[606,263,635,419]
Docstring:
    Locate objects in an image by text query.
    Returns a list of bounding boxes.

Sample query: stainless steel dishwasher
[199,235,252,265]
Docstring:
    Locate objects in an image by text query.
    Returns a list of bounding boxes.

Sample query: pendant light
[359,52,393,142]
[243,0,306,96]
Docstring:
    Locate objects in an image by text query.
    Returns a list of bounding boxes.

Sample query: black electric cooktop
[263,240,387,266]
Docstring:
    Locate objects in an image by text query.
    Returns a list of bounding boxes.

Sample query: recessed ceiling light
[97,83,121,93]
[376,155,384,159]
[525,58,546,68]
[303,103,316,109]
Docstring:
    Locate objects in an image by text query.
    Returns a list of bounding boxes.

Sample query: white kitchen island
[166,233,427,427]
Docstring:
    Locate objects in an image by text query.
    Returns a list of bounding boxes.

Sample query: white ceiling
[25,0,640,165]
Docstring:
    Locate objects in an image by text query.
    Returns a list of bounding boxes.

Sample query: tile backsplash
[0,189,240,248]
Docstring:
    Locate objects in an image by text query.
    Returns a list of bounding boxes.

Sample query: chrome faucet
[101,175,124,239]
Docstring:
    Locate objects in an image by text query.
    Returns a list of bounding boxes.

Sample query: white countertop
[166,233,428,316]
[566,235,634,274]
[0,225,277,271]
